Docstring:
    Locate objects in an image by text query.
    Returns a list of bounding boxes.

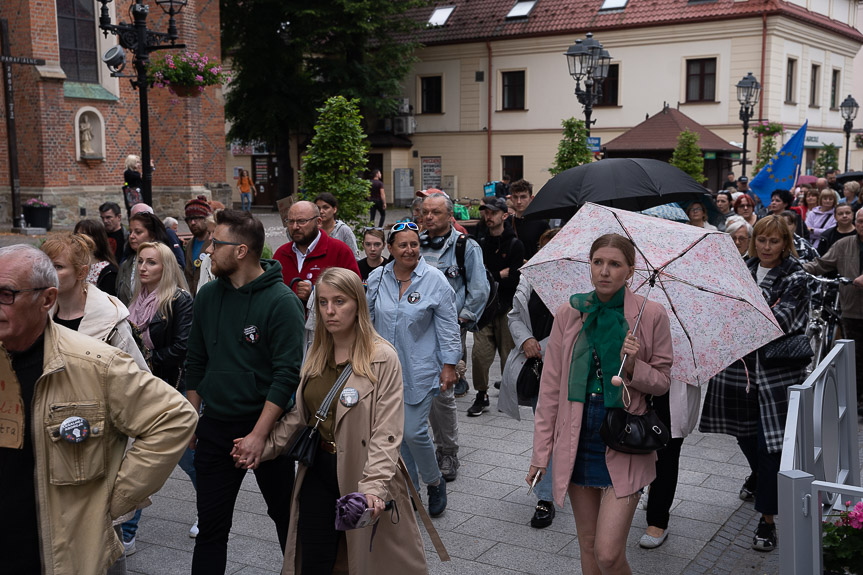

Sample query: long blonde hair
[131,241,189,317]
[302,268,388,384]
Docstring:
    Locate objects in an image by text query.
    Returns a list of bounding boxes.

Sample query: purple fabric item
[334,492,368,531]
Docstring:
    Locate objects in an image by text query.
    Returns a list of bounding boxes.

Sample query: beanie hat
[185,195,212,219]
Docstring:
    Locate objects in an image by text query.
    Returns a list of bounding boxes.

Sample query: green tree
[300,96,370,234]
[221,0,425,200]
[813,143,840,177]
[752,136,778,177]
[550,118,593,176]
[670,129,705,183]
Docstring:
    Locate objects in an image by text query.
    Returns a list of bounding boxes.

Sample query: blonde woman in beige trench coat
[241,268,427,575]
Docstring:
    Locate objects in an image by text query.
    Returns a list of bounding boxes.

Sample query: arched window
[57,0,99,83]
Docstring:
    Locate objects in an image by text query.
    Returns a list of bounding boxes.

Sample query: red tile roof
[410,0,863,45]
[604,106,740,151]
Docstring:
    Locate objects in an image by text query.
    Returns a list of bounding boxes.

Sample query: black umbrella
[524,158,711,220]
[836,171,863,185]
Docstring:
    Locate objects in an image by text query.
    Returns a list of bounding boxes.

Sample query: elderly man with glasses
[0,244,197,574]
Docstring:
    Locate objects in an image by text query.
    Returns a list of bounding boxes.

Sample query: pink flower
[195,75,204,83]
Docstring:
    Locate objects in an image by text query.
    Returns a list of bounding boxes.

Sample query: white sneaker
[189,518,199,539]
[123,537,137,556]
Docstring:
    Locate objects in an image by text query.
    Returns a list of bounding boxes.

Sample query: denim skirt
[570,394,613,488]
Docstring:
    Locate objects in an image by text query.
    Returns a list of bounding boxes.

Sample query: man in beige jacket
[0,244,198,575]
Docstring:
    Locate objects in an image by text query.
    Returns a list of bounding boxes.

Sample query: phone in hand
[355,506,375,528]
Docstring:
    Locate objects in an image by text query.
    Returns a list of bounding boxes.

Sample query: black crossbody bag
[286,364,353,467]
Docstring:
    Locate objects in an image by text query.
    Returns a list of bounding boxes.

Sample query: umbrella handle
[612,280,655,387]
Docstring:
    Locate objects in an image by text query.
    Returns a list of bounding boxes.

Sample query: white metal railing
[778,339,862,575]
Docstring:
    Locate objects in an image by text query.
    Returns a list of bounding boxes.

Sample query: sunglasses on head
[390,222,419,232]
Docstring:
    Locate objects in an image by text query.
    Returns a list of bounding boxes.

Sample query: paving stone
[477,541,583,575]
[461,448,532,469]
[455,460,497,479]
[457,432,532,455]
[444,474,521,500]
[458,420,518,439]
[454,515,575,553]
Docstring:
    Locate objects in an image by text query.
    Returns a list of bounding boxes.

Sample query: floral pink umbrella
[520,203,783,386]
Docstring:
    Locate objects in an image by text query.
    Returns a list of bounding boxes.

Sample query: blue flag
[749,121,808,208]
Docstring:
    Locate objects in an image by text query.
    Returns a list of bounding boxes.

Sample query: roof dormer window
[506,1,537,20]
[599,0,628,11]
[428,6,455,27]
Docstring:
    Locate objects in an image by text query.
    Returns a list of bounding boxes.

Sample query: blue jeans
[241,192,252,211]
[530,396,554,502]
[401,389,442,489]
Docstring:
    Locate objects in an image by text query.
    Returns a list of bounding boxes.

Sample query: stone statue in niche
[79,115,96,157]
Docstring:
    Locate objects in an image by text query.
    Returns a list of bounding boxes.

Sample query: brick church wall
[0,0,226,227]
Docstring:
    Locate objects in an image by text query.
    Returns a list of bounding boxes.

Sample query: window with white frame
[428,6,455,27]
[501,70,525,110]
[810,63,821,107]
[506,1,537,19]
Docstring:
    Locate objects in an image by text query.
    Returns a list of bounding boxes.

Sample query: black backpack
[455,234,502,332]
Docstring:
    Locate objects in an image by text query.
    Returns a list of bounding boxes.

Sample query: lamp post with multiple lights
[840,94,859,172]
[97,0,187,206]
[735,72,761,179]
[564,33,611,138]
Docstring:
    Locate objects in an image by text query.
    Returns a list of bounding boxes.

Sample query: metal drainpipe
[757,7,767,156]
[487,39,493,183]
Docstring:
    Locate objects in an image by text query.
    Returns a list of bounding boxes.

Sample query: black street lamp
[564,32,611,138]
[736,72,761,178]
[840,94,859,172]
[97,0,187,207]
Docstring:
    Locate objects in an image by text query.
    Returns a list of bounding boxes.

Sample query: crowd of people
[2,168,862,575]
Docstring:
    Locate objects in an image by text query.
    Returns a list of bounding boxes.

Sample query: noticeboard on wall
[421,156,442,190]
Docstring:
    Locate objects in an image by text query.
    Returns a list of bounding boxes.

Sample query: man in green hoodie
[185,210,304,575]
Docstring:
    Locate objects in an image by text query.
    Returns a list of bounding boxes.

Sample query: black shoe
[427,480,447,517]
[739,474,757,501]
[493,381,501,390]
[530,500,555,529]
[752,517,776,551]
[454,377,469,398]
[467,393,489,417]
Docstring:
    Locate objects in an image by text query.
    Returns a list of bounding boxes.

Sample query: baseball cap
[416,188,451,199]
[738,176,749,183]
[479,196,508,212]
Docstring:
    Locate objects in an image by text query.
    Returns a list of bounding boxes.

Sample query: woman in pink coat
[528,233,673,575]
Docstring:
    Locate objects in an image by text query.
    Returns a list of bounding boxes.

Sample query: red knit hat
[184,195,212,219]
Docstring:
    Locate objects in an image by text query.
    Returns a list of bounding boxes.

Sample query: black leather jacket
[148,288,194,388]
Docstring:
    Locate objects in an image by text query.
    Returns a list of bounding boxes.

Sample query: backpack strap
[455,233,467,282]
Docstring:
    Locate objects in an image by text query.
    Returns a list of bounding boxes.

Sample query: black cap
[479,196,508,212]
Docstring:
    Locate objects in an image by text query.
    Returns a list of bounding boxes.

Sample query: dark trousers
[736,415,781,516]
[840,317,863,405]
[191,416,295,575]
[645,392,685,530]
[298,449,342,575]
[369,199,386,227]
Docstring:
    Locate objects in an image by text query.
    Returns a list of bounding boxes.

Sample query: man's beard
[211,257,239,278]
[291,226,318,248]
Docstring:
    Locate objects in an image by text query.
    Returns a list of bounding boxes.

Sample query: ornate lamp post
[840,94,859,172]
[564,32,611,138]
[97,0,187,207]
[736,72,761,178]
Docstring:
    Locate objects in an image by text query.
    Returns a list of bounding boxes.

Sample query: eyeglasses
[285,217,316,227]
[390,222,419,232]
[0,286,50,305]
[211,238,243,248]
[689,206,704,214]
[738,203,753,209]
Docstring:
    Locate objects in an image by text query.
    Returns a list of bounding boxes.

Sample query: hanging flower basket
[147,51,230,100]
[854,133,863,149]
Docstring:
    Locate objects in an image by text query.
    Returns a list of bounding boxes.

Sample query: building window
[596,64,619,106]
[506,1,537,19]
[420,75,443,114]
[501,156,523,182]
[810,64,821,107]
[685,58,715,102]
[57,0,99,83]
[501,70,525,110]
[830,69,840,109]
[600,0,628,10]
[428,6,455,27]
[786,59,797,103]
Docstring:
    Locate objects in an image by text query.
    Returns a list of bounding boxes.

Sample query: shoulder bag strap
[398,459,450,561]
[312,364,354,428]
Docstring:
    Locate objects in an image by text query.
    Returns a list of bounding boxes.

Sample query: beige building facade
[378,0,863,203]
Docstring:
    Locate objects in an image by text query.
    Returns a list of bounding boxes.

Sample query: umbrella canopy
[796,175,818,186]
[523,158,710,221]
[640,202,688,222]
[836,171,863,185]
[521,203,783,386]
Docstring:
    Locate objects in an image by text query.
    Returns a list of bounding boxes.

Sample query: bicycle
[803,273,852,374]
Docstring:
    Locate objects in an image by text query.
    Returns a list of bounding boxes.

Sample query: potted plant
[822,500,863,575]
[147,51,230,98]
[22,198,55,230]
[854,133,863,149]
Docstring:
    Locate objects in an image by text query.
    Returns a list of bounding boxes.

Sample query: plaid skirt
[571,394,613,488]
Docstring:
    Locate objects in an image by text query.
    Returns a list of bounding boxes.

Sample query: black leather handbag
[286,364,353,467]
[516,358,543,403]
[761,334,813,369]
[600,402,670,455]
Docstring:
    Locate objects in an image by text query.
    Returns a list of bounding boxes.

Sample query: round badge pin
[194,258,202,268]
[340,387,359,408]
[407,292,421,304]
[306,273,313,279]
[445,265,460,278]
[59,416,91,444]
